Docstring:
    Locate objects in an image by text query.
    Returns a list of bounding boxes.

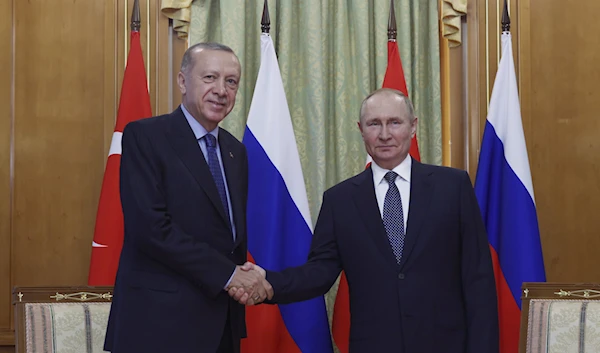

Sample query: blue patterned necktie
[383,171,405,264]
[203,134,231,227]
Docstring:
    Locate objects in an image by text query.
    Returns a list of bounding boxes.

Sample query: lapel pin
[229,152,234,158]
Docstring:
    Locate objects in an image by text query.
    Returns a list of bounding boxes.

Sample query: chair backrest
[519,282,600,353]
[13,286,113,353]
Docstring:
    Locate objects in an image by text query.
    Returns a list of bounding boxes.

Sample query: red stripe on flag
[242,253,301,353]
[332,39,421,352]
[88,31,152,285]
[242,304,301,353]
[489,244,521,353]
[331,272,350,353]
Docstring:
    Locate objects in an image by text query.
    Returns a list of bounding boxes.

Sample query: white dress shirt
[371,154,412,232]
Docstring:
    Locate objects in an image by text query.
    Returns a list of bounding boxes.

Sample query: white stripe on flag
[246,34,312,229]
[486,32,535,202]
[91,241,107,248]
[108,131,123,157]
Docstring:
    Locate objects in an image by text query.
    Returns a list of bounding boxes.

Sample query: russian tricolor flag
[241,33,333,353]
[474,31,546,353]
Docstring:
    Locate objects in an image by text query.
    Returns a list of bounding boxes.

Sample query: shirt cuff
[223,268,236,290]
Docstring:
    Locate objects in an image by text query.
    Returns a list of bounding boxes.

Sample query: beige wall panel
[155,3,173,115]
[527,0,600,281]
[172,37,186,110]
[449,46,465,170]
[148,0,186,114]
[467,0,487,178]
[0,0,13,344]
[12,0,106,286]
[104,0,118,164]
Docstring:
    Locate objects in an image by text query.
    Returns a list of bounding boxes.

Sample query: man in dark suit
[233,88,499,352]
[104,42,272,353]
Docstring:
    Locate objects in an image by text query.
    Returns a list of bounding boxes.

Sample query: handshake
[226,262,273,305]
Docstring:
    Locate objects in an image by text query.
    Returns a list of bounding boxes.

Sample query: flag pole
[501,0,510,32]
[261,0,270,34]
[388,0,396,42]
[131,0,141,32]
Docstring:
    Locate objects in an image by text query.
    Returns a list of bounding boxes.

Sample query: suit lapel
[352,168,400,269]
[219,133,245,247]
[399,160,434,270]
[165,108,229,225]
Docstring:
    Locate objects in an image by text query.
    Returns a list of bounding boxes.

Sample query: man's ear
[411,117,418,138]
[177,71,186,94]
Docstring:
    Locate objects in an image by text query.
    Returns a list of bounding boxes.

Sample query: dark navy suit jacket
[267,161,499,353]
[104,107,248,353]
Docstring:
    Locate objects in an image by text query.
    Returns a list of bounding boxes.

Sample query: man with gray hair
[234,88,499,353]
[104,42,272,353]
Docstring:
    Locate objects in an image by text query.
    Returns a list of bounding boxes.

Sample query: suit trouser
[216,305,237,353]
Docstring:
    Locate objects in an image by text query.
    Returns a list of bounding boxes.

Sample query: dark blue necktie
[383,171,405,264]
[203,134,231,226]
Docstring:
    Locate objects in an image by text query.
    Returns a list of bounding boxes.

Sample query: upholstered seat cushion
[25,302,111,353]
[526,299,600,353]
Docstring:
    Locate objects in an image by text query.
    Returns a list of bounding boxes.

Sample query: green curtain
[189,0,441,334]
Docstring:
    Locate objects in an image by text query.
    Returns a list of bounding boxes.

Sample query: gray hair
[359,88,416,122]
[180,42,238,74]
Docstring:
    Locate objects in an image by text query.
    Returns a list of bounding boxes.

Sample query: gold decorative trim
[554,289,600,299]
[50,291,113,302]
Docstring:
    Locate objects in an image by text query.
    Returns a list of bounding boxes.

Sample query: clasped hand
[226,262,273,305]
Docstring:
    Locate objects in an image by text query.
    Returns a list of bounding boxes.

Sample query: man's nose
[213,79,226,95]
[379,125,391,139]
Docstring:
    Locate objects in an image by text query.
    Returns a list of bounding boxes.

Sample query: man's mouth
[208,100,226,108]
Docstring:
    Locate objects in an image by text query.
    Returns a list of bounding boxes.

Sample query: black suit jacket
[104,107,249,353]
[267,160,499,353]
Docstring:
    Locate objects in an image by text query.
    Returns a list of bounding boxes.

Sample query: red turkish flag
[88,30,152,285]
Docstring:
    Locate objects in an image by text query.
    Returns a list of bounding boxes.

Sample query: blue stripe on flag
[243,128,333,353]
[475,121,546,308]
